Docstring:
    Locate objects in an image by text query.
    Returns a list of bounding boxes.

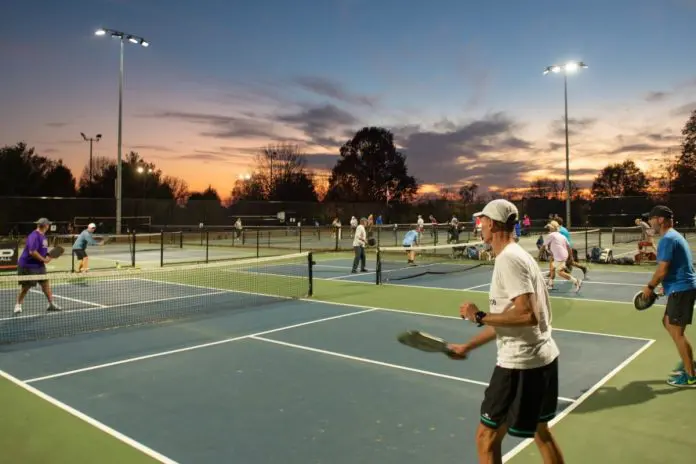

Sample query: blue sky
[2,0,695,195]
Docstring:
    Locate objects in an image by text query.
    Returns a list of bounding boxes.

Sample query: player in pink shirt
[543,221,582,292]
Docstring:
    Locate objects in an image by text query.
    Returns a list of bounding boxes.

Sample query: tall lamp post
[95,28,149,234]
[543,61,587,229]
[80,132,102,192]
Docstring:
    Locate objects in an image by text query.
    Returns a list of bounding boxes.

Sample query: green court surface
[2,251,695,463]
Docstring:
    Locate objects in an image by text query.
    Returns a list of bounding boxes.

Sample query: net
[568,228,602,260]
[0,252,312,344]
[612,226,643,245]
[376,241,492,284]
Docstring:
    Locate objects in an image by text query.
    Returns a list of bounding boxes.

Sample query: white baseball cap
[473,199,519,223]
[88,223,97,229]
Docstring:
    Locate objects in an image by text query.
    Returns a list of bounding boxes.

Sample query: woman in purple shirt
[14,218,61,314]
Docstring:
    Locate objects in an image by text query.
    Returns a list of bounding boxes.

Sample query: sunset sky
[2,0,696,197]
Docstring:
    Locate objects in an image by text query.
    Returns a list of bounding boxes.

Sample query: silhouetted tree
[670,109,696,194]
[0,142,77,196]
[591,160,649,198]
[458,182,478,203]
[188,186,221,204]
[325,127,418,203]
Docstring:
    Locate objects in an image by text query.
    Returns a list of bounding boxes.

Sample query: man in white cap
[544,220,582,292]
[72,222,102,273]
[447,199,564,463]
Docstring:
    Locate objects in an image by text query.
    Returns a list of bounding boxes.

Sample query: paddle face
[397,330,466,358]
[633,291,658,311]
[48,246,64,259]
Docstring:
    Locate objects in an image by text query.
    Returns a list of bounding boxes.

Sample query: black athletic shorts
[73,249,87,260]
[17,266,47,288]
[480,357,559,438]
[665,288,696,327]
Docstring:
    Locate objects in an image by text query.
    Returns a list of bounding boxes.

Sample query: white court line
[501,339,656,462]
[0,290,230,323]
[29,288,106,308]
[0,369,178,464]
[251,335,576,403]
[306,299,654,342]
[324,278,666,308]
[23,308,376,383]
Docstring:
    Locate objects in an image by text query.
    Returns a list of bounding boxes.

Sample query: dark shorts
[664,288,696,327]
[17,266,47,288]
[73,249,87,260]
[480,357,559,438]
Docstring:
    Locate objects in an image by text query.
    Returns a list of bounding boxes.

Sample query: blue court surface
[0,260,652,463]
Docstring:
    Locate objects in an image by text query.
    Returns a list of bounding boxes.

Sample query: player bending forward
[449,199,564,464]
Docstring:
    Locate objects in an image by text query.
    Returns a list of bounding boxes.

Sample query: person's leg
[547,261,555,289]
[478,367,514,463]
[664,291,696,385]
[351,246,360,272]
[475,422,508,464]
[534,423,565,464]
[359,246,367,271]
[39,280,61,311]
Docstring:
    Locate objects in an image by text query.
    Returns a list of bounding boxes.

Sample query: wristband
[474,311,487,326]
[647,284,655,291]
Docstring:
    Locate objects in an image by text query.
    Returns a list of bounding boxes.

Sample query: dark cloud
[670,102,696,117]
[45,122,69,128]
[128,145,176,152]
[43,148,60,154]
[275,104,358,147]
[645,91,669,102]
[608,143,663,155]
[294,76,377,107]
[549,117,597,138]
[398,113,535,186]
[149,111,276,139]
[645,133,681,143]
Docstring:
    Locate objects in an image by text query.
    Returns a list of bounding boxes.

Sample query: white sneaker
[573,278,583,293]
[13,304,22,314]
[47,302,62,311]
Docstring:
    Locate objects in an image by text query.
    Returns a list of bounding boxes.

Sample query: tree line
[2,110,695,206]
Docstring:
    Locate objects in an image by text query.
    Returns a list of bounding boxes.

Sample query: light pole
[95,28,149,234]
[80,132,102,192]
[543,61,587,229]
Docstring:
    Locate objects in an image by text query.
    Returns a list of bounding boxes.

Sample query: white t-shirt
[417,217,424,227]
[353,224,366,247]
[350,218,358,228]
[543,231,569,262]
[488,242,559,370]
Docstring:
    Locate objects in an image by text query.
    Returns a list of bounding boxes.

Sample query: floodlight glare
[141,41,149,47]
[95,29,106,36]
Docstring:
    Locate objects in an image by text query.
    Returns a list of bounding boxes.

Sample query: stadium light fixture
[543,61,587,229]
[80,132,102,192]
[95,27,150,234]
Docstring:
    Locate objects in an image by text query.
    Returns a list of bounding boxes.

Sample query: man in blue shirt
[403,226,419,265]
[14,218,61,314]
[642,205,696,387]
[72,223,102,273]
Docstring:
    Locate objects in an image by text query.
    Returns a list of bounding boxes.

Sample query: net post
[131,230,136,268]
[160,230,164,267]
[334,226,339,251]
[179,230,183,249]
[205,229,209,264]
[299,223,302,252]
[71,245,75,273]
[584,229,588,262]
[376,248,381,285]
[256,229,260,258]
[307,252,314,297]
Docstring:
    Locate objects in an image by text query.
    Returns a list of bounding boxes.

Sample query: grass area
[1,252,695,463]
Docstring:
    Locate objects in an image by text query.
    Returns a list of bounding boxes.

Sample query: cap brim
[472,211,484,217]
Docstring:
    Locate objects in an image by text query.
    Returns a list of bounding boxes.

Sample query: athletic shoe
[667,372,696,388]
[671,360,696,376]
[47,302,62,312]
[13,304,22,314]
[573,278,583,293]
